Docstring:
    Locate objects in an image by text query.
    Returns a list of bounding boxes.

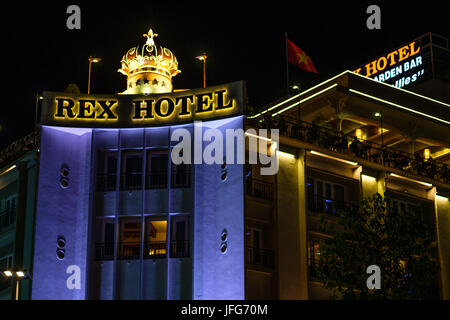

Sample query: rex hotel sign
[353,41,426,88]
[39,81,245,128]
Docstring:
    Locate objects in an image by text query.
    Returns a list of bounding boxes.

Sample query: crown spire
[143,29,158,46]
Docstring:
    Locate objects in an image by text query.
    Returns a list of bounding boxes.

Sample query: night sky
[0,1,448,149]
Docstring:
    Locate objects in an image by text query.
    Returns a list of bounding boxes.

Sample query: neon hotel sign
[40,81,245,128]
[353,41,425,88]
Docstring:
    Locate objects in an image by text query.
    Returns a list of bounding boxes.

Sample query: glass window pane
[333,185,345,211]
[145,217,167,258]
[121,151,143,190]
[97,152,118,191]
[170,216,190,258]
[147,150,168,189]
[118,217,141,260]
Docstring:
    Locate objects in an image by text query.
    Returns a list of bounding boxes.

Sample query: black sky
[0,1,448,149]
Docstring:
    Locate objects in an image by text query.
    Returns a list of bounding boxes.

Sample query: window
[170,216,190,258]
[306,177,346,215]
[147,150,168,189]
[0,195,17,229]
[171,163,191,188]
[245,227,274,268]
[0,255,13,290]
[94,215,191,261]
[94,218,115,260]
[0,255,13,269]
[117,217,141,259]
[121,151,143,190]
[145,217,167,258]
[96,152,118,191]
[307,238,322,279]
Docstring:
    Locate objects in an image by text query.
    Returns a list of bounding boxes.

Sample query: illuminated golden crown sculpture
[118,29,181,94]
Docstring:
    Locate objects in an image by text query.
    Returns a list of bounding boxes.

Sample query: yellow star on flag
[296,52,309,65]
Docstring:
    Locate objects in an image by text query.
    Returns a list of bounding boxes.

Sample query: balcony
[251,116,449,185]
[96,169,191,192]
[307,194,347,216]
[0,206,16,231]
[146,171,168,189]
[95,242,114,260]
[246,246,274,269]
[246,179,273,201]
[95,240,190,260]
[120,173,143,190]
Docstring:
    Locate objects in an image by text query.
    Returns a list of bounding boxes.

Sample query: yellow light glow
[247,71,349,119]
[436,194,449,201]
[195,53,207,61]
[0,165,16,177]
[355,128,362,140]
[310,150,359,166]
[272,84,339,117]
[245,132,272,142]
[349,89,450,125]
[89,57,102,63]
[351,70,450,108]
[277,150,295,158]
[362,174,377,182]
[434,148,450,159]
[389,173,432,187]
[423,148,430,160]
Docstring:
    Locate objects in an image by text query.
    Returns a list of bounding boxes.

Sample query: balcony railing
[95,242,114,260]
[246,246,274,268]
[117,241,141,260]
[144,241,167,259]
[246,179,273,201]
[97,169,191,192]
[146,171,168,189]
[0,207,16,231]
[169,240,190,258]
[251,116,449,185]
[171,166,191,188]
[95,240,190,260]
[307,194,347,216]
[308,258,321,280]
[120,173,143,190]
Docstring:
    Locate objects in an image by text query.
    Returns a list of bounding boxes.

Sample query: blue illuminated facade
[31,116,245,300]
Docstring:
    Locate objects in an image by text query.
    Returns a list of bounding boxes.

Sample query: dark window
[306,178,315,211]
[147,151,168,189]
[95,219,115,260]
[121,152,143,190]
[170,216,190,258]
[96,152,118,191]
[308,238,322,279]
[171,163,191,188]
[333,185,345,212]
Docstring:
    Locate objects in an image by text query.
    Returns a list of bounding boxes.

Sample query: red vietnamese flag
[286,38,319,74]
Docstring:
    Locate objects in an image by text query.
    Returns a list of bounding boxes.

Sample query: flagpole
[285,32,290,96]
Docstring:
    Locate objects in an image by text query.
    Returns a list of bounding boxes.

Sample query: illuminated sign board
[353,40,430,88]
[40,81,245,128]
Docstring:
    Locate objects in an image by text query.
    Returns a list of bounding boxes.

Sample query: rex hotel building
[0,31,449,300]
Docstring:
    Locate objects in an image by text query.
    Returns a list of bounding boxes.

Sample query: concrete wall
[193,116,245,299]
[276,149,308,299]
[32,127,93,299]
[436,195,450,299]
